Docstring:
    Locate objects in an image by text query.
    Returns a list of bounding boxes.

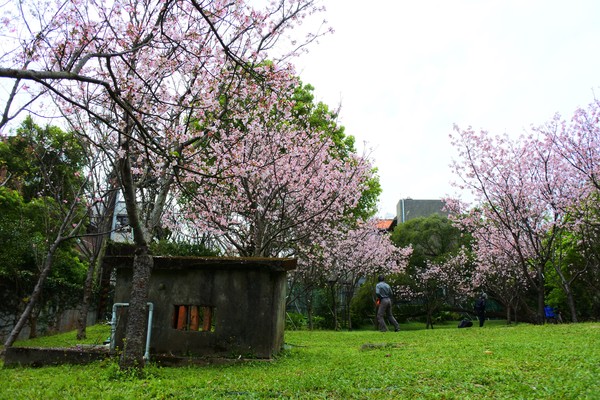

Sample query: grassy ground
[1,321,599,399]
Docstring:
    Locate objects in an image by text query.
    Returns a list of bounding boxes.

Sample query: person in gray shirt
[375,275,400,332]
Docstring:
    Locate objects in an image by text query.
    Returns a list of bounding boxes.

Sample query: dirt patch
[360,342,407,351]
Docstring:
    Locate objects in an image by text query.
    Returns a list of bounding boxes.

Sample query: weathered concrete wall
[0,310,97,343]
[108,256,295,359]
[3,346,108,367]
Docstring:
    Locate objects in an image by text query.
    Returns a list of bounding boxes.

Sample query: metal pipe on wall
[110,302,154,361]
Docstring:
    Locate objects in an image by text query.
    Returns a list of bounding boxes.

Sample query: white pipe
[110,302,154,361]
[144,302,154,361]
[109,302,128,354]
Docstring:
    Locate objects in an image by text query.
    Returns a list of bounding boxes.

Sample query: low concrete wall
[2,346,270,367]
[108,256,296,359]
[3,346,108,367]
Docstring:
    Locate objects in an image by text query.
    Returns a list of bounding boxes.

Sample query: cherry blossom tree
[295,219,411,329]
[1,0,328,368]
[165,75,402,329]
[448,125,581,323]
[173,72,371,257]
[167,70,386,260]
[468,218,531,323]
[546,103,600,192]
[534,104,600,321]
[405,249,471,329]
[391,214,471,328]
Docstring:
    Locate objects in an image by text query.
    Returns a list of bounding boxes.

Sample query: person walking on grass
[474,292,488,327]
[375,275,400,332]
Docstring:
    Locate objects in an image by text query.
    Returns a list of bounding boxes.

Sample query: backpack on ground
[458,319,473,328]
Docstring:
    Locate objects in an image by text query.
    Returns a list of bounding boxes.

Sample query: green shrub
[150,240,220,257]
[285,312,306,330]
[310,315,327,330]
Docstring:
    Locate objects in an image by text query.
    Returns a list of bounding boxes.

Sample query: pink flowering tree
[173,72,372,257]
[398,248,472,329]
[448,125,582,323]
[165,75,398,329]
[546,103,600,192]
[1,0,328,368]
[293,219,411,329]
[534,105,600,320]
[468,219,532,323]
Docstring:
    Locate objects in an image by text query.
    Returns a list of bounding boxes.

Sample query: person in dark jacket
[474,292,488,327]
[375,275,400,332]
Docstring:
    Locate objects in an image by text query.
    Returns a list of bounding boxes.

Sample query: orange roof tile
[375,219,394,231]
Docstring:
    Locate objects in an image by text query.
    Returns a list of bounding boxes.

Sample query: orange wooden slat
[190,305,200,331]
[177,305,188,330]
[202,306,212,331]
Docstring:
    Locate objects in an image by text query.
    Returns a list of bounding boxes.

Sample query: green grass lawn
[1,321,599,399]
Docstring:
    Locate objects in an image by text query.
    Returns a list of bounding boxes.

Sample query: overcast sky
[294,0,600,218]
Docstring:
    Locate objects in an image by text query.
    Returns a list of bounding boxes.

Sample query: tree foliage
[0,118,88,339]
[0,116,87,202]
[389,214,472,328]
[448,99,600,323]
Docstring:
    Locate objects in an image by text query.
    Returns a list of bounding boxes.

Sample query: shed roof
[375,218,396,232]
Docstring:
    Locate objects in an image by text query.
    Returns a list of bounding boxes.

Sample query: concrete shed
[108,256,296,359]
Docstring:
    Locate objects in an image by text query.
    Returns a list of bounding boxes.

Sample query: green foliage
[291,82,354,159]
[0,187,34,276]
[0,115,87,202]
[543,227,600,321]
[391,214,470,267]
[309,315,328,330]
[350,276,379,328]
[2,323,599,398]
[291,81,381,220]
[387,215,475,326]
[285,312,307,330]
[0,187,86,323]
[149,239,220,257]
[0,117,89,333]
[107,240,220,257]
[354,169,383,220]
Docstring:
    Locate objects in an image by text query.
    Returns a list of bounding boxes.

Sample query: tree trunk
[330,283,338,331]
[537,268,546,324]
[28,312,37,339]
[119,249,153,369]
[117,152,153,369]
[346,292,354,331]
[565,289,578,323]
[307,291,314,331]
[510,303,517,324]
[4,243,58,347]
[426,305,434,329]
[76,258,97,340]
[553,267,579,323]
